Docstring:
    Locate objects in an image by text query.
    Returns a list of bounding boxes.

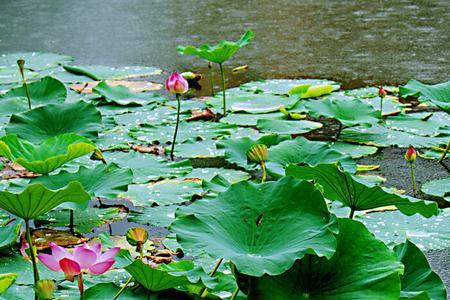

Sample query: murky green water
[1,0,449,89]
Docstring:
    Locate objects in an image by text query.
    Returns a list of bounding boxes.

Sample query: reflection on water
[1,0,449,89]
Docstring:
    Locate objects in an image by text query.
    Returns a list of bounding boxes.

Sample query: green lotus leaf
[220,111,284,126]
[170,177,338,277]
[216,134,289,169]
[328,142,378,158]
[256,119,323,135]
[286,163,438,217]
[240,79,340,95]
[0,68,39,85]
[174,139,224,158]
[341,124,449,148]
[31,163,133,198]
[0,181,90,220]
[265,137,356,177]
[399,79,450,113]
[177,30,254,64]
[125,260,194,291]
[0,133,96,174]
[84,282,145,299]
[394,240,447,300]
[63,65,161,81]
[291,84,334,98]
[385,114,449,137]
[305,98,380,126]
[244,218,403,300]
[128,204,178,228]
[92,81,159,106]
[421,177,450,203]
[6,101,102,142]
[0,273,16,295]
[0,52,73,71]
[0,219,21,250]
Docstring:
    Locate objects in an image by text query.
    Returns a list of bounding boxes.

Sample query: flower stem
[219,63,227,116]
[199,258,223,297]
[170,94,181,161]
[379,97,383,120]
[208,62,215,96]
[69,209,74,234]
[112,276,133,300]
[335,122,343,140]
[438,138,450,163]
[349,208,355,219]
[78,273,84,300]
[25,220,39,300]
[410,162,417,196]
[230,286,240,300]
[260,161,267,183]
[20,71,32,110]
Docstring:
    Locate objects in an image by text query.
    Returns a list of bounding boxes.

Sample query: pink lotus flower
[378,86,387,98]
[37,242,119,281]
[165,72,189,94]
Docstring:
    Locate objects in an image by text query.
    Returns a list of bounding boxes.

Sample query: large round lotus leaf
[265,137,356,177]
[304,98,380,126]
[122,180,203,206]
[0,52,72,71]
[207,90,299,114]
[286,163,438,217]
[0,68,39,85]
[171,177,338,277]
[360,96,404,115]
[113,105,177,126]
[177,30,253,64]
[0,134,96,174]
[341,124,449,148]
[256,119,322,135]
[245,218,403,300]
[359,209,450,251]
[174,139,224,158]
[385,114,449,137]
[31,163,133,198]
[400,79,450,113]
[6,101,102,142]
[0,76,66,108]
[129,121,236,144]
[216,135,289,169]
[63,65,161,81]
[394,240,447,300]
[327,142,378,158]
[128,204,178,227]
[182,167,250,182]
[83,282,150,299]
[421,177,450,202]
[92,81,160,106]
[0,181,90,220]
[96,126,135,150]
[220,111,284,126]
[240,79,339,95]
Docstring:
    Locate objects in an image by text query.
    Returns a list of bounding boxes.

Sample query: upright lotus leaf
[394,240,447,300]
[265,137,356,177]
[177,30,254,64]
[0,181,90,220]
[244,218,403,299]
[6,101,102,142]
[125,260,194,291]
[0,219,22,250]
[256,119,323,135]
[216,134,289,169]
[399,79,450,113]
[0,76,66,111]
[92,81,158,106]
[0,273,17,295]
[286,163,438,217]
[31,163,133,198]
[171,177,338,277]
[304,98,380,126]
[63,65,161,81]
[0,134,95,174]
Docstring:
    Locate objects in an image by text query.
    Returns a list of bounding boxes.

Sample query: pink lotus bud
[165,72,189,95]
[378,86,387,98]
[405,146,417,162]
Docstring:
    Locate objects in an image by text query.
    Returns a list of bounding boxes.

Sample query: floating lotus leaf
[96,126,134,150]
[0,134,95,174]
[400,79,450,113]
[327,142,378,158]
[128,204,178,227]
[291,84,334,98]
[385,114,449,137]
[31,163,133,198]
[421,177,450,202]
[265,137,356,177]
[360,96,404,115]
[63,65,161,81]
[286,163,438,217]
[340,124,449,148]
[305,98,380,126]
[174,139,224,158]
[256,119,323,135]
[344,87,379,98]
[0,273,16,295]
[0,52,73,71]
[177,30,254,64]
[240,79,339,95]
[182,167,250,182]
[245,218,403,300]
[171,177,338,276]
[220,111,284,126]
[113,105,177,126]
[0,68,39,85]
[394,240,447,300]
[0,181,90,220]
[92,81,159,106]
[6,101,102,142]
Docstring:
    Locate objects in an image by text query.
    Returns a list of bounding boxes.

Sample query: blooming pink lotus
[165,71,189,95]
[37,242,119,281]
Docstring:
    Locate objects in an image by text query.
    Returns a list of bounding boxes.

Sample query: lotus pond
[0,32,449,300]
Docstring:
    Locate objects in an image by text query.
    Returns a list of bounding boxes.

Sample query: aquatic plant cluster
[0,31,449,299]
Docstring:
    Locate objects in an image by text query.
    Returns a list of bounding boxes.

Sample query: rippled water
[1,0,449,89]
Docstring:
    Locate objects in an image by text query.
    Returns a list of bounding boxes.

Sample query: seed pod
[247,144,268,163]
[126,227,148,253]
[35,279,55,300]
